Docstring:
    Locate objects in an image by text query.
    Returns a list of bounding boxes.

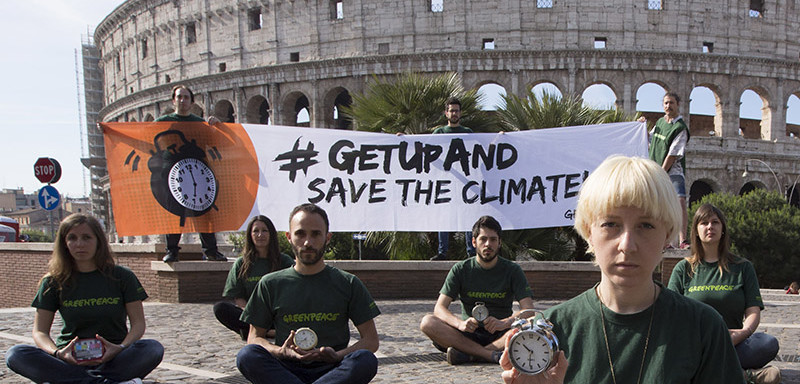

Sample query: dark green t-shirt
[440,257,532,320]
[542,284,744,384]
[241,265,380,351]
[155,113,205,122]
[648,116,688,174]
[222,253,294,300]
[432,125,473,134]
[32,266,148,348]
[667,257,763,329]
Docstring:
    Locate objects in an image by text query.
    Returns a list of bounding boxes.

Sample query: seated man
[236,203,380,384]
[420,215,534,365]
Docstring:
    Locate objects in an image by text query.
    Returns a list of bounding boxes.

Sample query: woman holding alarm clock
[499,156,744,384]
[5,213,163,384]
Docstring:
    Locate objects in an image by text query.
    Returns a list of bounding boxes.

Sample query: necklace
[596,283,657,384]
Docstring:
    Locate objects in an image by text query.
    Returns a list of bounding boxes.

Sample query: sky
[1,0,797,200]
[0,0,123,199]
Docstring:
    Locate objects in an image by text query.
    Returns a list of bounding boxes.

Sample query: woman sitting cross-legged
[5,213,163,384]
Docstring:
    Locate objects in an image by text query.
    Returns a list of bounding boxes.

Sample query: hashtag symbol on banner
[274,137,320,182]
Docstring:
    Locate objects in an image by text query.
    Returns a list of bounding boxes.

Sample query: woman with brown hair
[668,203,781,384]
[5,213,163,383]
[214,215,294,339]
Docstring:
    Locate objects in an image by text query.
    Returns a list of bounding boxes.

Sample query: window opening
[483,38,495,50]
[431,0,443,12]
[594,37,607,49]
[647,0,662,10]
[186,22,197,45]
[141,38,148,59]
[702,42,714,53]
[331,1,344,19]
[537,0,553,8]
[248,8,263,30]
[378,43,390,54]
[290,52,300,62]
[219,63,226,72]
[749,0,764,17]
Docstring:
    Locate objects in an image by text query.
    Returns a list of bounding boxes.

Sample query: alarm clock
[293,327,318,351]
[507,315,560,375]
[147,130,219,226]
[472,302,489,322]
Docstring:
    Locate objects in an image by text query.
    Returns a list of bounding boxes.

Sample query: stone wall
[0,243,687,308]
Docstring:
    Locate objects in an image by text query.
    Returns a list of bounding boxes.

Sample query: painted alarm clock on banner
[507,313,560,375]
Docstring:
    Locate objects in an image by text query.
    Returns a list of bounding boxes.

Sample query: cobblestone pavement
[1,290,798,383]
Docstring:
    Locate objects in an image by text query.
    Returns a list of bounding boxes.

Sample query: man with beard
[430,97,477,260]
[419,215,534,366]
[236,204,380,384]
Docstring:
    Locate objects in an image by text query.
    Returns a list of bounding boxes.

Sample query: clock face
[509,330,553,375]
[472,303,489,322]
[293,327,318,350]
[167,158,217,212]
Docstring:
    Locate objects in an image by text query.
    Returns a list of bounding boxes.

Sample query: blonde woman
[500,155,743,384]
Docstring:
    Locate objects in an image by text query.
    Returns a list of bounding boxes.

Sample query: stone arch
[738,86,772,140]
[143,113,154,122]
[784,90,800,137]
[281,91,311,127]
[690,84,723,137]
[739,180,767,195]
[527,80,565,99]
[580,81,619,110]
[688,179,716,206]
[788,181,800,207]
[246,95,271,124]
[475,82,508,111]
[322,87,352,129]
[214,100,235,123]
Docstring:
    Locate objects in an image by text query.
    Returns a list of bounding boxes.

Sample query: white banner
[246,121,648,232]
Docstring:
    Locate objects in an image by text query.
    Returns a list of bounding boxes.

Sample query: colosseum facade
[91,0,800,234]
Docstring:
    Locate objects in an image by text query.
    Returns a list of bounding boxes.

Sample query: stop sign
[34,157,62,184]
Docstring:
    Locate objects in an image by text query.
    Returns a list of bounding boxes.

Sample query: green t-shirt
[241,265,380,351]
[32,266,148,348]
[432,125,473,134]
[648,116,688,174]
[541,284,744,384]
[667,257,763,329]
[155,112,205,122]
[222,253,294,300]
[440,257,532,320]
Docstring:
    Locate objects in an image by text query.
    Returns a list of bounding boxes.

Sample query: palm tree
[340,72,498,134]
[496,89,638,132]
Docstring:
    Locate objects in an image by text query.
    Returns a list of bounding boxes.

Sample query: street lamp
[741,158,784,197]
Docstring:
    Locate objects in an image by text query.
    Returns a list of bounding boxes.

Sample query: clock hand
[188,165,198,195]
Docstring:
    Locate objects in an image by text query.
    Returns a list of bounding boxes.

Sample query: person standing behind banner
[5,214,163,384]
[430,97,477,261]
[156,84,226,262]
[668,204,781,384]
[214,215,294,340]
[646,92,690,249]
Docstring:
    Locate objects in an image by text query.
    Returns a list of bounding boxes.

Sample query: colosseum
[87,0,800,232]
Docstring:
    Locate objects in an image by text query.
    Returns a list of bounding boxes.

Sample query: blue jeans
[438,232,476,257]
[5,339,164,383]
[735,332,780,369]
[669,174,687,198]
[236,344,377,384]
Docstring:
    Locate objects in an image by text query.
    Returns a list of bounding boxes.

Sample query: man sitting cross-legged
[419,215,534,365]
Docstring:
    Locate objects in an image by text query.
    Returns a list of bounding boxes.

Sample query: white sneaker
[116,379,143,384]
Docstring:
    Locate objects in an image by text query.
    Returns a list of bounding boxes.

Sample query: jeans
[213,301,249,337]
[669,174,687,197]
[166,232,218,254]
[437,232,476,257]
[735,332,780,369]
[236,344,377,384]
[5,339,164,384]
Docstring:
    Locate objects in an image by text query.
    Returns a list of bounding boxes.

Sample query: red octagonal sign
[34,157,61,184]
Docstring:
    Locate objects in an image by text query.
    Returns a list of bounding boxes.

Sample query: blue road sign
[38,185,61,211]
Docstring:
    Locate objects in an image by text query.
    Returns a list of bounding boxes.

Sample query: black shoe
[163,250,179,262]
[238,328,248,341]
[490,350,503,364]
[446,347,473,365]
[430,254,447,261]
[203,251,227,261]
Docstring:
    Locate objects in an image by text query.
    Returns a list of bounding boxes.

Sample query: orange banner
[101,122,259,236]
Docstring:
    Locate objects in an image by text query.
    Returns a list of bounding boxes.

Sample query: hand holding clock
[500,329,568,384]
[278,329,343,363]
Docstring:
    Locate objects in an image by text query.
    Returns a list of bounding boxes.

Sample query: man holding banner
[236,204,380,384]
[419,215,534,366]
[156,85,226,262]
[430,97,477,261]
